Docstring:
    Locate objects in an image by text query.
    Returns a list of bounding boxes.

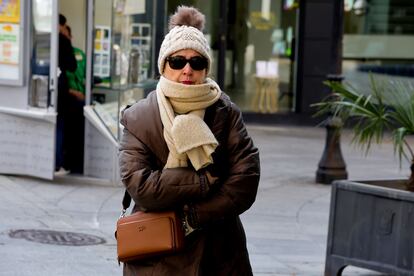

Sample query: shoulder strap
[122,190,132,211]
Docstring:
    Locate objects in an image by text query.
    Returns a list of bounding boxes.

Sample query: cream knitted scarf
[156,76,222,171]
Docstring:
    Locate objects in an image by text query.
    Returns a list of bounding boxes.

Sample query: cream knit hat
[158,6,211,75]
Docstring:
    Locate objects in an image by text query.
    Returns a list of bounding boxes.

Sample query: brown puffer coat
[119,91,260,276]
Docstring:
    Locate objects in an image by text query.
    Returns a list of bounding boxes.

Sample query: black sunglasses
[166,55,208,71]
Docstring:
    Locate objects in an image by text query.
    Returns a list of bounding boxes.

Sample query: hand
[182,204,200,234]
[205,170,219,186]
[69,89,85,101]
[204,162,222,182]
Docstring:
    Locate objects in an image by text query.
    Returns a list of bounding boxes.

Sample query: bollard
[316,75,348,184]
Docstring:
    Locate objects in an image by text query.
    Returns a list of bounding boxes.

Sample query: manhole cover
[9,229,106,246]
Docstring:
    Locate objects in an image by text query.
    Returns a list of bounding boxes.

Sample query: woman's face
[163,49,207,85]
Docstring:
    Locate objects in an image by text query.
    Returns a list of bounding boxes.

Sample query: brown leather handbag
[116,191,185,263]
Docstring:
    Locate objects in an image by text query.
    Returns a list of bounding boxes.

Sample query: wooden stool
[251,75,279,113]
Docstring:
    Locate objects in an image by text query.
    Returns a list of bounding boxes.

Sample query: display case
[90,0,157,141]
[90,80,157,140]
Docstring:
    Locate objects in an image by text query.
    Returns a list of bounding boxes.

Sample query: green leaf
[314,74,414,163]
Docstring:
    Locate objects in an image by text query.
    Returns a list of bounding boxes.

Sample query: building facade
[0,0,412,182]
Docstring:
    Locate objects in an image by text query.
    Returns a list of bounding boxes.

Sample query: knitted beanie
[158,6,211,75]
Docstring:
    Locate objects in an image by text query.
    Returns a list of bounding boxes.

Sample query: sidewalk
[0,125,407,276]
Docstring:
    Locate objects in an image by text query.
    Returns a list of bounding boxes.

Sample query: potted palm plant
[314,75,414,190]
[313,75,414,276]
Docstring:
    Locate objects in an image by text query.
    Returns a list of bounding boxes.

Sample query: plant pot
[325,179,414,276]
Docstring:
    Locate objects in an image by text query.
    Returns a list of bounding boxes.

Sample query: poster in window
[94,26,111,79]
[0,0,20,23]
[0,23,19,65]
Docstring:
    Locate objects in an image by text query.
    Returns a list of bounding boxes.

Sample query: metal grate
[9,229,106,246]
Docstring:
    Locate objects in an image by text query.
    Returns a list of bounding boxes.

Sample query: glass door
[167,0,298,114]
[30,0,56,109]
[224,0,298,113]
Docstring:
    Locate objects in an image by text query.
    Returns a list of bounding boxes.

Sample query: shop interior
[167,0,298,114]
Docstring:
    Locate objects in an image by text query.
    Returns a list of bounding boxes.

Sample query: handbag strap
[120,190,132,217]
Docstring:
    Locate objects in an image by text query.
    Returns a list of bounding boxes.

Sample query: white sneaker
[54,167,71,176]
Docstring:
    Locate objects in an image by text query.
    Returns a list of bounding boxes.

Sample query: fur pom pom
[168,6,205,31]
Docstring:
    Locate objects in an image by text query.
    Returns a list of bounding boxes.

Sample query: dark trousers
[64,95,85,173]
[55,94,84,173]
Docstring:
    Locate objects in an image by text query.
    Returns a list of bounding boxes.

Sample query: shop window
[343,0,414,90]
[90,0,157,140]
[168,0,298,114]
[29,0,53,108]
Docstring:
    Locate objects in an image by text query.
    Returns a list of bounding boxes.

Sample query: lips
[181,81,194,85]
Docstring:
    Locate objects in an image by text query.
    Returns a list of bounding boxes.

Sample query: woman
[119,6,260,276]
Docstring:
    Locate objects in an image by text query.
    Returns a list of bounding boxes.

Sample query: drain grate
[9,229,106,246]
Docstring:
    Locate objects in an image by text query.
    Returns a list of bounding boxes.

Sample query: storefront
[0,0,163,182]
[0,0,334,182]
[0,0,412,183]
[0,0,89,181]
[84,0,301,182]
[0,0,57,180]
[0,0,297,182]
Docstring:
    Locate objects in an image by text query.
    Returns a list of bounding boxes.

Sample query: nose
[182,63,193,74]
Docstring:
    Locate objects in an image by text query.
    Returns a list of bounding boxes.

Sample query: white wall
[0,111,56,179]
[59,0,87,51]
[94,0,112,27]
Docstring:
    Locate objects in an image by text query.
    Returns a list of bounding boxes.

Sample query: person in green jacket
[66,25,86,101]
[61,24,85,174]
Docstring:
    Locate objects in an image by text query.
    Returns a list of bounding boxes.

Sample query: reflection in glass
[33,0,52,32]
[168,0,297,113]
[30,0,52,108]
[343,1,414,91]
[91,1,157,140]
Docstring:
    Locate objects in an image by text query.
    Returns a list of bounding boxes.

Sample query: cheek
[163,68,181,82]
[195,71,207,84]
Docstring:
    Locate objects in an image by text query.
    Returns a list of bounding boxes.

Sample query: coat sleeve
[192,103,260,225]
[118,127,210,211]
